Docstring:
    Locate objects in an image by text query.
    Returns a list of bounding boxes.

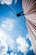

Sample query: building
[22,0,36,54]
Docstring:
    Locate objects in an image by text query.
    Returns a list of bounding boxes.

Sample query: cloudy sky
[0,0,34,55]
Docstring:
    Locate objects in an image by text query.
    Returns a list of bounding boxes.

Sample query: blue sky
[0,0,34,55]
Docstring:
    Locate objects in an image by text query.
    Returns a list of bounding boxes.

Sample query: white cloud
[6,37,15,50]
[0,29,15,54]
[0,0,17,5]
[0,39,7,53]
[15,53,17,55]
[11,52,14,55]
[0,0,12,5]
[11,52,17,55]
[2,19,15,31]
[0,31,8,55]
[16,36,29,54]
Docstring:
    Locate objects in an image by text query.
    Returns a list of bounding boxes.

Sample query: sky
[0,0,34,55]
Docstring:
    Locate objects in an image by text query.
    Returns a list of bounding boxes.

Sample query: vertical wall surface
[22,0,36,54]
